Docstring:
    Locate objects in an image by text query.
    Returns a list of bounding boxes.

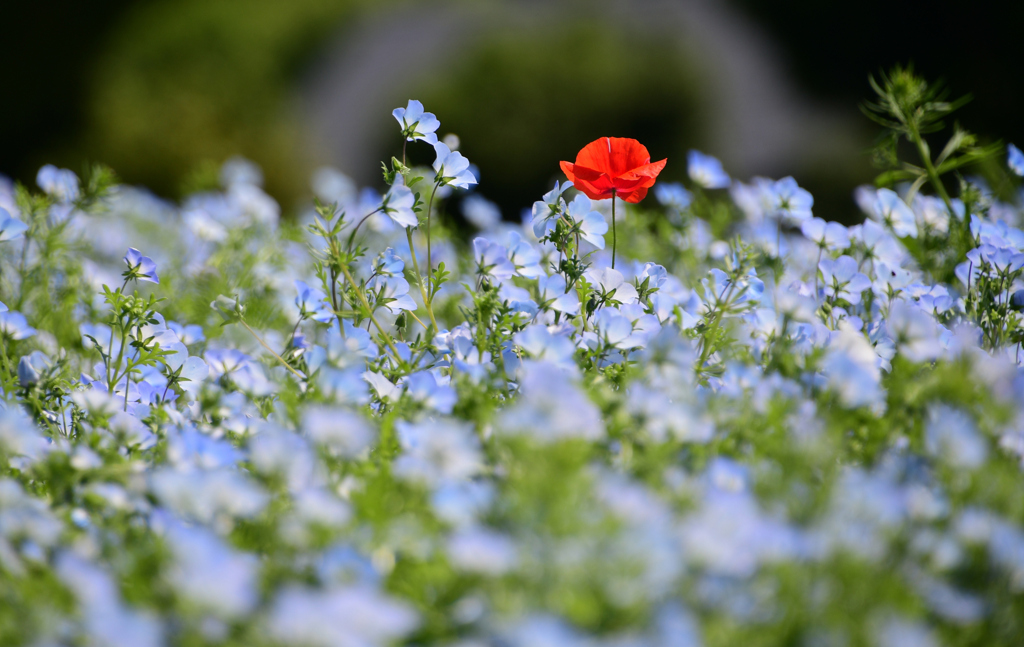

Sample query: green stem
[426,181,440,278]
[337,263,405,361]
[909,124,956,216]
[239,319,305,380]
[405,229,439,331]
[611,192,617,269]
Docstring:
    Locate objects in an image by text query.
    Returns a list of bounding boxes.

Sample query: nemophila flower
[160,517,260,618]
[850,219,906,266]
[497,360,604,441]
[1008,143,1024,176]
[372,247,405,277]
[654,182,692,210]
[36,164,80,202]
[530,180,569,237]
[822,322,884,411]
[394,419,484,487]
[0,207,27,242]
[268,585,418,647]
[372,276,417,314]
[818,255,871,304]
[55,553,165,647]
[536,273,580,316]
[123,247,160,284]
[801,217,850,251]
[403,371,456,414]
[872,188,918,238]
[502,232,540,279]
[768,176,813,223]
[560,137,666,203]
[514,324,577,373]
[302,406,374,458]
[925,405,987,470]
[433,142,477,189]
[380,181,418,228]
[447,526,519,576]
[0,311,36,340]
[472,237,515,282]
[565,194,609,248]
[687,150,731,189]
[393,99,440,145]
[462,194,501,230]
[585,266,638,305]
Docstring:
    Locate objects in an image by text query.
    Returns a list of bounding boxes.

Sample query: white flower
[433,142,477,189]
[392,99,439,144]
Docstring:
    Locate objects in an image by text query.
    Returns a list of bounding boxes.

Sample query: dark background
[2,0,1021,218]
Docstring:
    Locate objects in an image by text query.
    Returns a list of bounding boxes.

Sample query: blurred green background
[3,0,1021,222]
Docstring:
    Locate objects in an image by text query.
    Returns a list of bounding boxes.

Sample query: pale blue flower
[687,150,731,189]
[432,143,476,190]
[36,164,80,202]
[769,177,813,222]
[462,194,501,230]
[0,311,36,340]
[124,247,160,284]
[393,99,440,145]
[404,371,456,414]
[873,188,918,239]
[531,180,569,238]
[473,237,515,282]
[514,324,577,372]
[0,207,27,242]
[1008,143,1024,176]
[381,182,418,228]
[819,255,871,304]
[565,194,608,249]
[654,182,692,210]
[801,217,850,251]
[373,276,417,314]
[295,280,334,323]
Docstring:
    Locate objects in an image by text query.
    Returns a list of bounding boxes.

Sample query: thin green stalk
[426,181,440,277]
[337,263,405,361]
[611,193,617,269]
[909,123,956,216]
[405,229,439,331]
[239,319,305,380]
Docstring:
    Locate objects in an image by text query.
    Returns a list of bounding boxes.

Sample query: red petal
[575,137,652,179]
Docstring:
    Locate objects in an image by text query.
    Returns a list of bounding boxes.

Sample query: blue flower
[565,194,608,249]
[0,311,36,340]
[36,164,80,202]
[654,182,692,210]
[124,248,160,284]
[687,150,731,189]
[0,207,27,242]
[393,99,440,145]
[768,177,813,223]
[381,181,418,229]
[1008,143,1024,176]
[433,142,477,190]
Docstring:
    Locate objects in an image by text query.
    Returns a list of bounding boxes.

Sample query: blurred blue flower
[1008,143,1024,176]
[687,150,731,189]
[0,207,27,242]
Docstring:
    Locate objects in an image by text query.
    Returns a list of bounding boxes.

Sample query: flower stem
[239,319,305,381]
[337,263,405,361]
[426,181,440,278]
[405,229,439,331]
[611,192,617,269]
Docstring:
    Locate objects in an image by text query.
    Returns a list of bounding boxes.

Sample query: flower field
[2,68,1024,646]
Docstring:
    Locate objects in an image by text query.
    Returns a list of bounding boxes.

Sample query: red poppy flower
[560,137,667,204]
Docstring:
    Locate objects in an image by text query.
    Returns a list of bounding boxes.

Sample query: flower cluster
[2,75,1024,647]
